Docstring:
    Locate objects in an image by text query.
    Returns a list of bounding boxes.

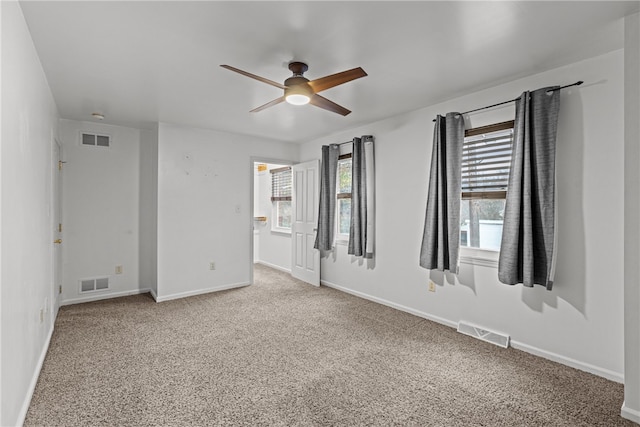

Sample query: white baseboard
[255,260,291,274]
[61,288,151,306]
[16,322,55,427]
[621,402,640,423]
[320,279,623,383]
[509,340,623,383]
[149,288,158,302]
[320,279,457,329]
[154,282,249,303]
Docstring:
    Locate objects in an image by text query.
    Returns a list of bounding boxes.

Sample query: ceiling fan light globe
[286,94,311,105]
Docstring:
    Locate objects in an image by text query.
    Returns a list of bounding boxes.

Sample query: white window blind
[271,167,292,202]
[462,121,514,199]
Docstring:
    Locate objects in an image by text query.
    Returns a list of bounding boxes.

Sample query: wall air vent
[79,277,110,293]
[457,321,510,348]
[81,132,110,148]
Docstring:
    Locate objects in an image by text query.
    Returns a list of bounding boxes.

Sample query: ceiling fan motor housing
[285,62,312,97]
[284,75,313,99]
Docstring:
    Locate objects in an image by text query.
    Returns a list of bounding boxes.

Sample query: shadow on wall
[428,269,466,292]
[320,248,376,270]
[351,255,376,270]
[455,266,476,294]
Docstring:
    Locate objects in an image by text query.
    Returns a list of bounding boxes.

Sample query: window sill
[270,228,291,236]
[335,234,350,246]
[459,247,499,268]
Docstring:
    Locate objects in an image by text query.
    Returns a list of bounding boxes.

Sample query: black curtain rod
[432,81,583,122]
[327,140,354,147]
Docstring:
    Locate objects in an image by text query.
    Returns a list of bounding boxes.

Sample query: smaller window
[336,154,352,241]
[271,167,292,232]
[460,121,514,251]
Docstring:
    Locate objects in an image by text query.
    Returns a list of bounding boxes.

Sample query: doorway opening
[251,160,293,283]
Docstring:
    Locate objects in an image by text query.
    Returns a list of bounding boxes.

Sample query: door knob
[53,239,62,244]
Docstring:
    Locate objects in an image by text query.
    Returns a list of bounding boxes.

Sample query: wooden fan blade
[220,65,287,90]
[309,94,351,116]
[250,96,285,113]
[308,67,367,93]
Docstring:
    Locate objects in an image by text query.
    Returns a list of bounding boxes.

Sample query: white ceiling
[20,1,639,143]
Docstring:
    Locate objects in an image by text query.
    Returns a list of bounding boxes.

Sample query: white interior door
[291,159,320,286]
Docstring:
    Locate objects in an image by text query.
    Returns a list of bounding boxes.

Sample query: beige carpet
[26,264,633,426]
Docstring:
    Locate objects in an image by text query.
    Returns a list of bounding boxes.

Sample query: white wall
[140,126,158,298]
[254,163,292,272]
[59,119,144,305]
[0,2,59,425]
[156,123,298,301]
[300,50,626,381]
[623,12,640,424]
[253,167,261,262]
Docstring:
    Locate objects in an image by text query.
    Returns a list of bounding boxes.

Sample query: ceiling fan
[220,62,367,116]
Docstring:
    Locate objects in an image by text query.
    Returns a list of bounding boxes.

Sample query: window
[460,121,514,251]
[337,155,352,240]
[271,166,292,232]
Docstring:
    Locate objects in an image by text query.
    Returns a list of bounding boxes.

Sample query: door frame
[51,137,63,318]
[248,156,294,286]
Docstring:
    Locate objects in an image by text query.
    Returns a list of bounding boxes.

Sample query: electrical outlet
[115,265,123,274]
[59,285,62,294]
[209,262,216,270]
[428,281,436,292]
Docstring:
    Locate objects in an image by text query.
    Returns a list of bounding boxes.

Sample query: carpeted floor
[26,264,633,426]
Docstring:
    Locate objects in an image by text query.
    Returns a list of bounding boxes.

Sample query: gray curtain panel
[348,136,375,258]
[498,86,560,290]
[420,113,465,272]
[314,144,340,251]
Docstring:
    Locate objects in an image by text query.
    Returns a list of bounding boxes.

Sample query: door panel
[291,159,320,286]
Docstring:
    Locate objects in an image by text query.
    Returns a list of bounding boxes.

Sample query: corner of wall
[139,126,159,296]
[623,10,640,423]
[15,324,55,427]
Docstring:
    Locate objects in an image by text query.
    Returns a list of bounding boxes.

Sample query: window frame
[270,166,292,234]
[335,153,352,244]
[460,120,514,261]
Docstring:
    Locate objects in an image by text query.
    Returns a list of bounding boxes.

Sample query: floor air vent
[80,277,109,293]
[457,321,510,348]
